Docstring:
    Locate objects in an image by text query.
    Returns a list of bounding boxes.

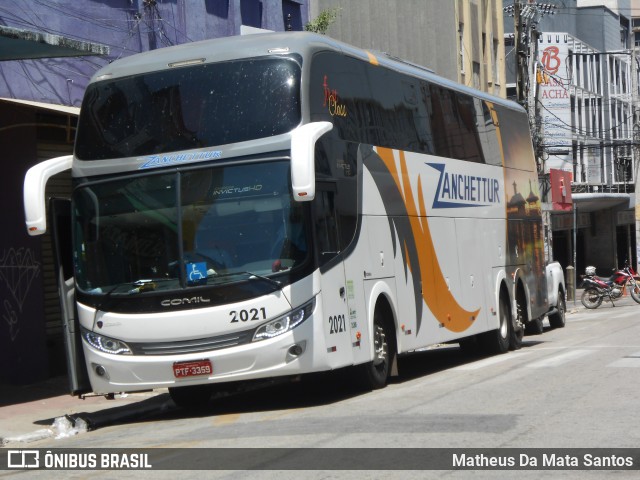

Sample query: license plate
[173,360,213,378]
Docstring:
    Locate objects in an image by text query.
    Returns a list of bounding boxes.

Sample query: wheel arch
[515,277,529,320]
[365,281,399,375]
[493,269,511,329]
[496,279,511,327]
[557,282,566,300]
[494,267,526,349]
[512,267,531,322]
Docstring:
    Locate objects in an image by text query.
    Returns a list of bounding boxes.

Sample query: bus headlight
[82,328,132,355]
[253,298,315,341]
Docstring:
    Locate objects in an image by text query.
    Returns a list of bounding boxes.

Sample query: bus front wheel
[359,308,393,390]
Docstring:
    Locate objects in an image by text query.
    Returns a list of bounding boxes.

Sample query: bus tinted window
[495,104,537,171]
[429,84,485,163]
[310,52,487,163]
[76,57,301,160]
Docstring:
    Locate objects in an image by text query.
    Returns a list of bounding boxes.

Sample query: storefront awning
[0,25,109,61]
[572,193,632,212]
[0,97,79,115]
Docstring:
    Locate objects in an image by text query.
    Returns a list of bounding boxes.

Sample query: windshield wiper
[128,278,175,294]
[91,283,126,327]
[245,271,282,288]
[212,271,281,288]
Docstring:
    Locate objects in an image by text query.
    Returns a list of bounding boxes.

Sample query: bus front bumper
[82,317,327,395]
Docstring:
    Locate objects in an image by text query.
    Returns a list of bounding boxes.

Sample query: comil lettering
[161,296,211,307]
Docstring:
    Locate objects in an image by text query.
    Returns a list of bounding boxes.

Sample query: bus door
[313,183,354,368]
[49,198,91,395]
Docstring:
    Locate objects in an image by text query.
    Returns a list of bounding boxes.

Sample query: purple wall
[0,0,309,107]
[0,105,49,385]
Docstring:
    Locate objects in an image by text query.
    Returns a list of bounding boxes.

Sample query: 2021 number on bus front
[329,314,347,334]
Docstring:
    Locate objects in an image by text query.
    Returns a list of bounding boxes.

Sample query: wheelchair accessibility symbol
[187,262,207,285]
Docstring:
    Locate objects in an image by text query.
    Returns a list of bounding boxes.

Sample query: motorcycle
[581,262,640,309]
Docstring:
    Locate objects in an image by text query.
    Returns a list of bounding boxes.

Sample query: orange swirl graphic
[376,147,480,332]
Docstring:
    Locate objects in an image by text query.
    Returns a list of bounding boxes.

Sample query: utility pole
[631,27,640,272]
[507,1,555,157]
[514,1,525,105]
[510,0,540,173]
[506,1,558,265]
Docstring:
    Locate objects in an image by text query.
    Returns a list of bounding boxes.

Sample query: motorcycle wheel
[629,282,640,304]
[581,288,602,309]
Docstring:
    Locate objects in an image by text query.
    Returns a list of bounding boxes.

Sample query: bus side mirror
[290,121,333,202]
[24,155,73,236]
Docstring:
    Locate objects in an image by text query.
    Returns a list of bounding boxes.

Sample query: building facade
[309,0,506,96]
[0,0,308,106]
[456,0,506,97]
[505,0,637,276]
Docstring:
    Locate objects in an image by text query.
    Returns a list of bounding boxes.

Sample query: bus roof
[90,31,523,114]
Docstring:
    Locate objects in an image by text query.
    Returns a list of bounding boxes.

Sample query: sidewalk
[0,376,172,446]
[568,287,640,310]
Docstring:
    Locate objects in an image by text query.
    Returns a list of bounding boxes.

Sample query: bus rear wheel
[509,290,525,350]
[478,295,510,354]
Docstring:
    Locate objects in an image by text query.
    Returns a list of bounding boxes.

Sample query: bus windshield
[73,161,310,295]
[75,57,301,160]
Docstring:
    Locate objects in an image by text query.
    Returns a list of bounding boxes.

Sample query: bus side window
[314,184,340,266]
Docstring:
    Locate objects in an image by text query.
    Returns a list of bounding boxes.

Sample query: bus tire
[510,291,525,350]
[478,295,510,354]
[359,307,393,390]
[169,384,214,409]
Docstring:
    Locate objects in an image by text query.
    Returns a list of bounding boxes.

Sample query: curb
[1,391,173,446]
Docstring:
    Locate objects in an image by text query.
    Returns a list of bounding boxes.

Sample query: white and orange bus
[24,32,565,407]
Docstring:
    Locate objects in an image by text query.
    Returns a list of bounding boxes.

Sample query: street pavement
[1,289,637,447]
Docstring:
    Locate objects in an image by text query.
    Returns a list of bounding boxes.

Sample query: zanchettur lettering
[161,297,211,307]
[427,162,500,208]
[440,173,500,203]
